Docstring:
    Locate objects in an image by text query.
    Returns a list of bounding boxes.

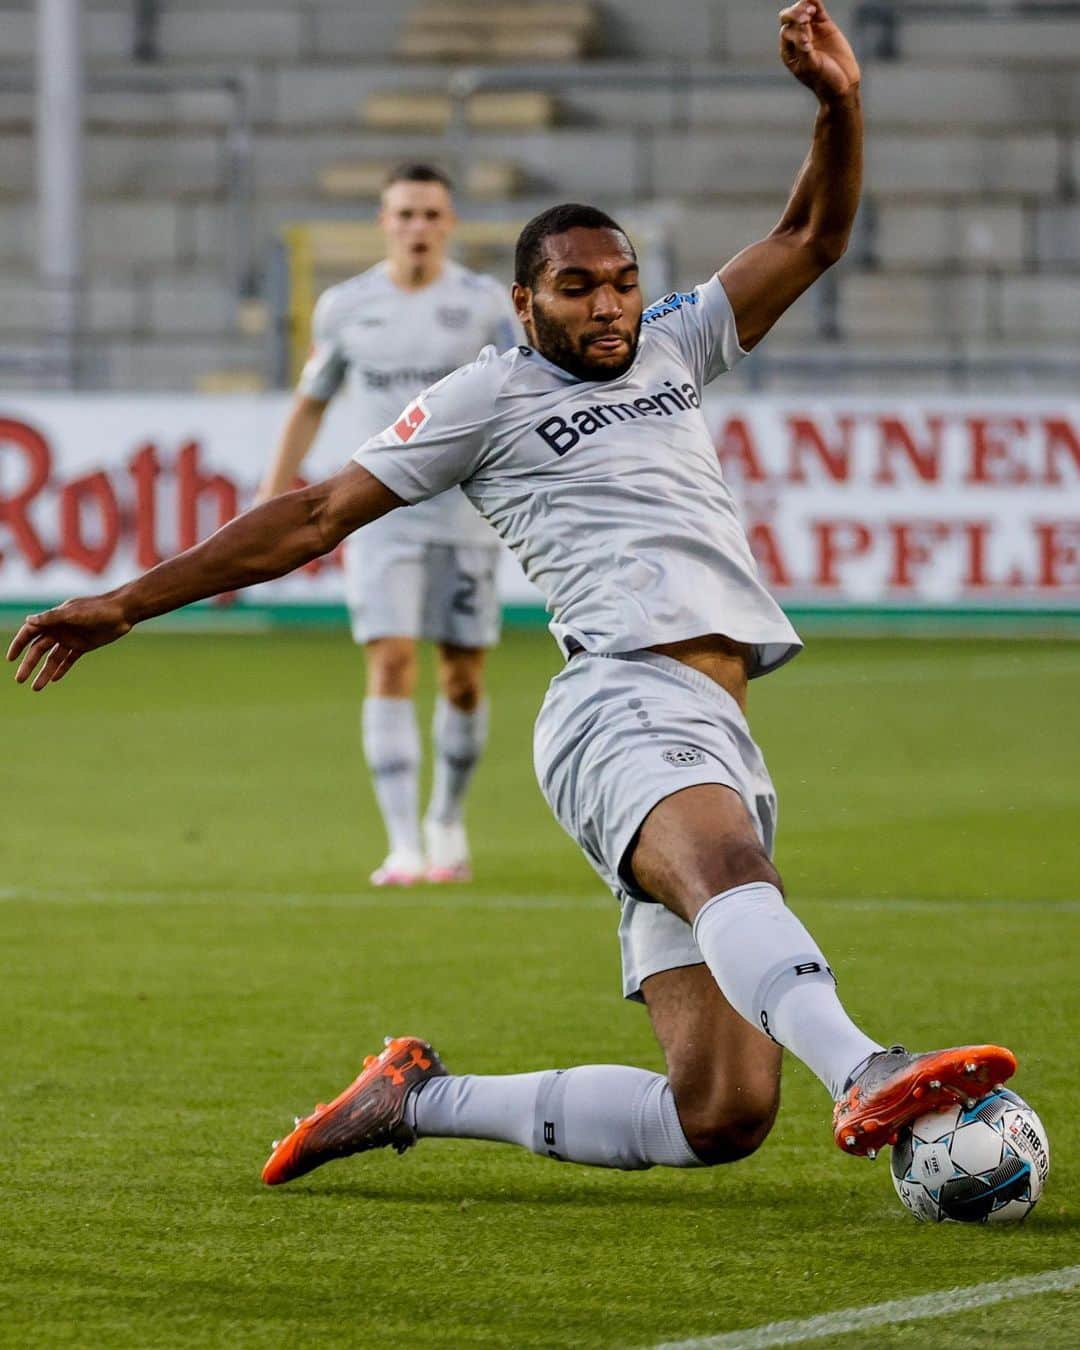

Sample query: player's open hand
[7,595,132,692]
[779,2,860,101]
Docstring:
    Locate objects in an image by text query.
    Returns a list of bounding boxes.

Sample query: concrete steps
[900,13,1080,64]
[6,256,1077,349]
[319,159,523,201]
[3,0,406,63]
[2,187,1076,286]
[5,120,1073,199]
[0,269,252,337]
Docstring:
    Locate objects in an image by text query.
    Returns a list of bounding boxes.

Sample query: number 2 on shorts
[451,573,478,616]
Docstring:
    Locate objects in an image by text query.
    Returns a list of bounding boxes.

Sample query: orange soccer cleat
[833,1043,1018,1159]
[261,1035,448,1186]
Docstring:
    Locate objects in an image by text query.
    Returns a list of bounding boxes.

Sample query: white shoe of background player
[369,849,425,887]
[423,820,472,884]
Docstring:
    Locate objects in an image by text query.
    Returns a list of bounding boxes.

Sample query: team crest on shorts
[662,747,707,767]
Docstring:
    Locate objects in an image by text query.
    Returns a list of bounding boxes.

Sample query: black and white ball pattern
[890,1088,1049,1224]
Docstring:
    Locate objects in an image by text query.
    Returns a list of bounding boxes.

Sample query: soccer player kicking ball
[9,4,1015,1184]
[259,164,519,887]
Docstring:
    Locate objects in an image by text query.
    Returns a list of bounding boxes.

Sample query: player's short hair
[514,203,634,288]
[384,162,454,194]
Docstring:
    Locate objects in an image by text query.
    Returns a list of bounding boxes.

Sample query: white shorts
[343,534,501,648]
[533,649,777,1002]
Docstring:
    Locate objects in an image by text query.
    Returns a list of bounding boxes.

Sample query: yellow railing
[280,220,523,385]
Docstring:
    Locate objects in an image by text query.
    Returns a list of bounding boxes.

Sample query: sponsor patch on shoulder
[392,396,430,443]
[642,290,700,325]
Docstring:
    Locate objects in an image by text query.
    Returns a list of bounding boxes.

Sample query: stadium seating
[399,2,598,62]
[320,160,523,202]
[0,0,1077,390]
[361,91,558,133]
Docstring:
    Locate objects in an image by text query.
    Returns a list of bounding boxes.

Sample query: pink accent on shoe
[425,862,473,884]
[369,863,424,887]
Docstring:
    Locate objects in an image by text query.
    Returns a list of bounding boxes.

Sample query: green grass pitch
[2,629,1078,1347]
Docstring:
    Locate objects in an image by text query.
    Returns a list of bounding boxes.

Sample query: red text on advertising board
[0,418,338,579]
[715,412,1080,486]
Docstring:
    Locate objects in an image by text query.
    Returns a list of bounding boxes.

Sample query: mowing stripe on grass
[650,1264,1080,1350]
[0,885,613,911]
[779,650,1079,687]
[1,887,1078,913]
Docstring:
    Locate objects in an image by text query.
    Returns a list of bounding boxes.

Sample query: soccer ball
[890,1088,1049,1224]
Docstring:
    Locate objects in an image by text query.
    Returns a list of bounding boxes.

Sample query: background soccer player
[257,163,519,886]
[9,3,1016,1182]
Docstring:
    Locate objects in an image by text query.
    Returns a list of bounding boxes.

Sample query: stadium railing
[435,62,852,354]
[0,62,257,389]
[0,65,258,301]
[268,211,1077,394]
[273,219,523,386]
[437,62,792,199]
[269,209,679,387]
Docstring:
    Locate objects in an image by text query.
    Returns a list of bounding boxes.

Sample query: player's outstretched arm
[719,1,862,351]
[7,463,403,692]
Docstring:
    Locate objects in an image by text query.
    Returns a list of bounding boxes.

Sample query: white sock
[692,882,883,1099]
[426,697,488,827]
[409,1066,701,1170]
[361,697,421,857]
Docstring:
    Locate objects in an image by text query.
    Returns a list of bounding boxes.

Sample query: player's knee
[443,674,481,711]
[368,644,417,696]
[706,837,782,900]
[669,1062,780,1165]
[669,837,783,912]
[689,1113,774,1165]
[679,1092,779,1165]
[439,654,483,711]
[643,837,781,918]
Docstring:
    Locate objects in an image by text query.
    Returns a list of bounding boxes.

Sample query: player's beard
[530,300,640,382]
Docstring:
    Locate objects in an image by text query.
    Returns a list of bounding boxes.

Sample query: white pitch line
[649,1264,1080,1350]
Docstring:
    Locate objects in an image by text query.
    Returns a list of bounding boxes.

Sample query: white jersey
[299,258,519,546]
[353,276,802,675]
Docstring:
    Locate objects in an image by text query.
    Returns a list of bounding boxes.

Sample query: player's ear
[511,283,532,326]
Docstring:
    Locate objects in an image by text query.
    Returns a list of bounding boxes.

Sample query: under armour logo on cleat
[382,1045,432,1086]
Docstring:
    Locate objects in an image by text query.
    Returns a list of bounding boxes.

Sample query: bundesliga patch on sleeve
[392,396,430,443]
